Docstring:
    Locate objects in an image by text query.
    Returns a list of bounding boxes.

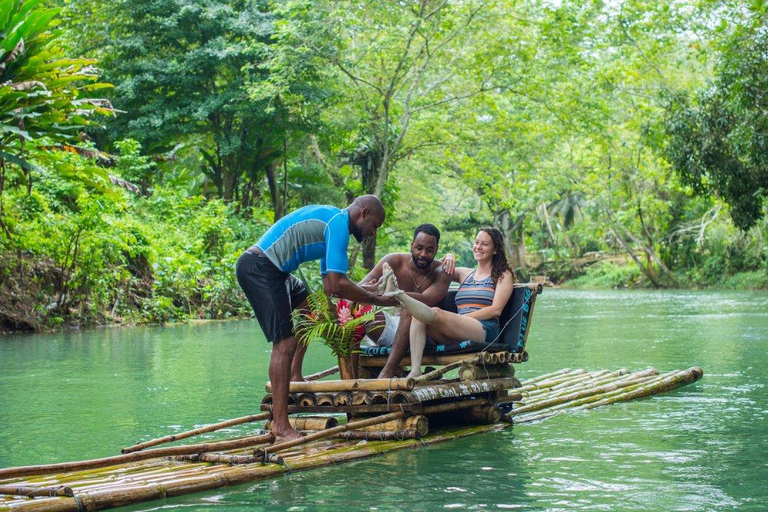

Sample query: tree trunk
[266,160,285,220]
[495,210,526,271]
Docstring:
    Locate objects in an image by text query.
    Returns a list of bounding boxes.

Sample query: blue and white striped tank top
[455,270,495,315]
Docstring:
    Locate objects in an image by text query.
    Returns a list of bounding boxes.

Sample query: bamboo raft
[0,285,705,510]
[0,363,703,512]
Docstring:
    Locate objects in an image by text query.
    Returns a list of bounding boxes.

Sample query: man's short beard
[411,255,432,269]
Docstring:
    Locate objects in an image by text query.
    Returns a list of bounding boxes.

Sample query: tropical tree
[0,0,114,240]
[666,10,768,231]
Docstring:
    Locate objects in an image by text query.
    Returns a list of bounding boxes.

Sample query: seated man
[358,224,454,378]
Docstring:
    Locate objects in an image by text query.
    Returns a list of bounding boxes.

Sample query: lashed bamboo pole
[514,368,703,423]
[410,377,520,402]
[511,372,663,416]
[1,424,505,512]
[332,393,352,406]
[515,369,588,393]
[120,412,271,454]
[461,405,502,425]
[519,373,666,413]
[516,368,573,386]
[0,485,74,498]
[520,369,656,406]
[265,377,414,393]
[174,454,261,465]
[295,393,316,407]
[520,369,631,401]
[264,417,338,432]
[337,430,421,440]
[305,366,339,381]
[0,433,274,479]
[458,364,515,381]
[355,416,428,436]
[413,356,481,383]
[257,411,407,456]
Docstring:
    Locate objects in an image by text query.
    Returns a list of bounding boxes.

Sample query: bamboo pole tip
[690,367,704,380]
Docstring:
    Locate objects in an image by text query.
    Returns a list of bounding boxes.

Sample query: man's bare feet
[290,374,308,382]
[406,368,422,379]
[272,427,303,445]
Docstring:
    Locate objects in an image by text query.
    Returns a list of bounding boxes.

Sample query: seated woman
[381,227,515,378]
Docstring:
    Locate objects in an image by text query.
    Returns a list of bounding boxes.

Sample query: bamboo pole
[355,416,429,436]
[413,356,481,383]
[351,392,371,406]
[0,423,506,512]
[516,368,573,386]
[120,412,271,454]
[264,417,338,432]
[0,433,274,479]
[305,366,339,381]
[295,393,316,407]
[0,485,74,498]
[174,454,262,465]
[265,377,415,393]
[520,369,655,406]
[336,430,421,440]
[410,377,520,403]
[315,394,334,406]
[332,393,352,407]
[515,369,587,393]
[514,368,703,423]
[461,405,502,425]
[256,411,407,457]
[458,364,515,381]
[510,372,662,416]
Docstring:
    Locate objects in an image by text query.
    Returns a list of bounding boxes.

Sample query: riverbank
[536,260,768,291]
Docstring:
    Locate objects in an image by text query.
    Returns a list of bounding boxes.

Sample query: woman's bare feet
[380,263,402,297]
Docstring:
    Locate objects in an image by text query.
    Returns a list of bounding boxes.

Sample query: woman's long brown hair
[479,226,513,285]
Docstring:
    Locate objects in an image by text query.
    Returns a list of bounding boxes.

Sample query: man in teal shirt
[236,195,395,443]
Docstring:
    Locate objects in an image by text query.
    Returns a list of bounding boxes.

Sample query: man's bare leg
[289,298,310,382]
[378,310,412,378]
[406,318,428,378]
[290,342,308,382]
[270,336,303,444]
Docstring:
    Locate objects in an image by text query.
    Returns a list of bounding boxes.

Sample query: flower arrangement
[292,290,378,358]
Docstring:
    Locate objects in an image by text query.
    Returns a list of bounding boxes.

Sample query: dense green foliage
[666,13,768,231]
[1,0,767,331]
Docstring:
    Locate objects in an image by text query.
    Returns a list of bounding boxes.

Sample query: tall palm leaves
[0,0,114,238]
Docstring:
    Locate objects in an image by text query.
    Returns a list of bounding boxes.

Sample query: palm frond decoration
[292,290,378,358]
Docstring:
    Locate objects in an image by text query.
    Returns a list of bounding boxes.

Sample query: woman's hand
[439,253,456,275]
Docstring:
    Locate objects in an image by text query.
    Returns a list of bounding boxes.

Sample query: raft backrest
[437,282,542,353]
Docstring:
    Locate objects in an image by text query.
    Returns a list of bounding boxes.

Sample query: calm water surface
[2,290,768,511]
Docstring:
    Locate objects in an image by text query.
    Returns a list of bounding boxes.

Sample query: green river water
[1,290,768,511]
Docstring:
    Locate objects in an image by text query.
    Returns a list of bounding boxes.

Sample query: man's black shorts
[236,251,308,342]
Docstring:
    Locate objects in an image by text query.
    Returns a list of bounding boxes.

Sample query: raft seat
[359,283,542,368]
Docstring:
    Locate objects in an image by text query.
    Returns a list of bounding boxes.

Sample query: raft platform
[0,284,705,511]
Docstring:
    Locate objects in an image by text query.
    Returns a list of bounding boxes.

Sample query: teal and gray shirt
[253,205,350,275]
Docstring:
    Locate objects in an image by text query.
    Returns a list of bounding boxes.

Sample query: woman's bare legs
[382,267,485,342]
[381,264,436,323]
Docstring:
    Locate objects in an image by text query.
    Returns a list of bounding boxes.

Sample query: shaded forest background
[1,0,767,331]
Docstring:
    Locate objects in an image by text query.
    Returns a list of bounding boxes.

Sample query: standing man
[236,195,395,444]
[359,224,455,378]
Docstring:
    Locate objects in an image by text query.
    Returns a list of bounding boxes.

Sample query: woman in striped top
[382,227,515,378]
